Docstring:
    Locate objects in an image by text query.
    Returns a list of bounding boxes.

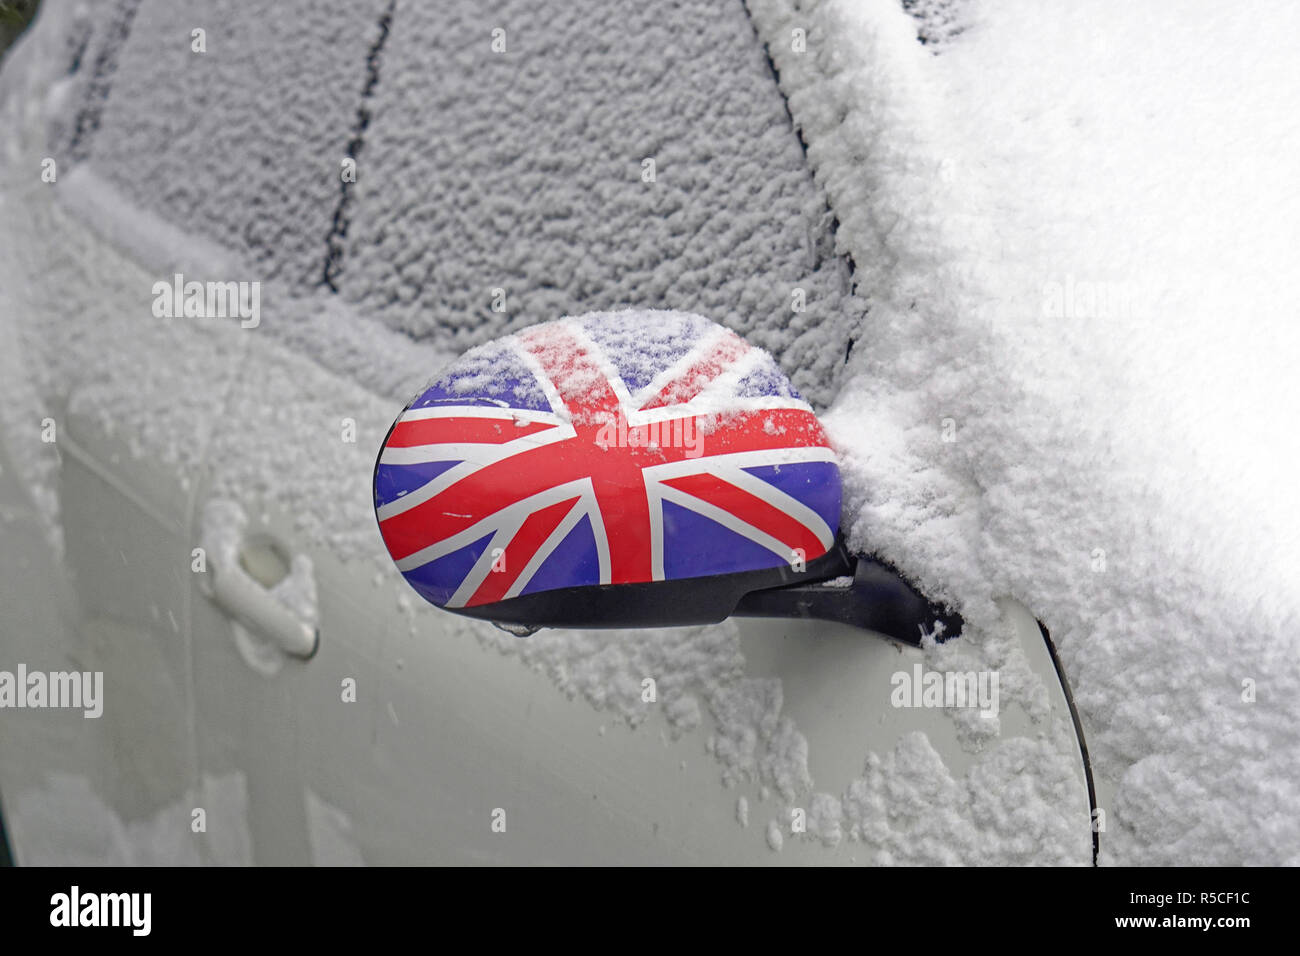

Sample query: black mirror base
[448,538,962,646]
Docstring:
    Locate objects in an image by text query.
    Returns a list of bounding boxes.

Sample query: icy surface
[33,0,867,409]
[323,0,862,408]
[766,818,784,851]
[414,309,817,426]
[750,0,1300,863]
[83,0,388,288]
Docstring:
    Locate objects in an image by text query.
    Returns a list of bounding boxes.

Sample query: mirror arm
[732,543,963,646]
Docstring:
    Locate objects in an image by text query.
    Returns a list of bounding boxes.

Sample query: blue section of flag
[742,461,841,538]
[519,513,601,596]
[660,499,787,579]
[578,311,714,392]
[374,460,461,509]
[401,532,495,606]
[413,342,552,412]
[735,361,801,402]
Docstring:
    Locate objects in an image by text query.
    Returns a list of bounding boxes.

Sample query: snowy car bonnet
[373,311,961,642]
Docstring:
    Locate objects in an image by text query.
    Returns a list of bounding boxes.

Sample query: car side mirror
[374,310,961,645]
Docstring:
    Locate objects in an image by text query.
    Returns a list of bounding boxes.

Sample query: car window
[66,0,387,291]
[65,0,862,408]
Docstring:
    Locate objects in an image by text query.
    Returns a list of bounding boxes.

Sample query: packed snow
[750,0,1300,864]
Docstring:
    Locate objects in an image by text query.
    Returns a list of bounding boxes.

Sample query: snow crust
[325,0,862,409]
[750,0,1300,864]
[80,0,389,288]
[34,0,869,409]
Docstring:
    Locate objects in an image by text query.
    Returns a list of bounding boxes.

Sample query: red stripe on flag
[640,332,749,410]
[658,472,827,559]
[378,448,567,563]
[377,407,830,566]
[692,408,832,456]
[520,325,622,421]
[465,496,580,607]
[388,416,555,447]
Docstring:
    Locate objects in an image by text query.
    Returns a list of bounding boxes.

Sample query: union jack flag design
[374,311,841,611]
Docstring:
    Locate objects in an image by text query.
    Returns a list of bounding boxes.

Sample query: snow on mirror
[372,309,1097,860]
[374,310,847,630]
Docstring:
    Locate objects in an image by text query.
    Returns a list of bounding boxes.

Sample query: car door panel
[186,331,1091,865]
[0,163,251,862]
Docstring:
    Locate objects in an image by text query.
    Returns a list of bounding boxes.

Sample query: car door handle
[210,546,319,660]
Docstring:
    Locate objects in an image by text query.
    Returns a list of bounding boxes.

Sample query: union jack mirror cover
[373,310,841,617]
